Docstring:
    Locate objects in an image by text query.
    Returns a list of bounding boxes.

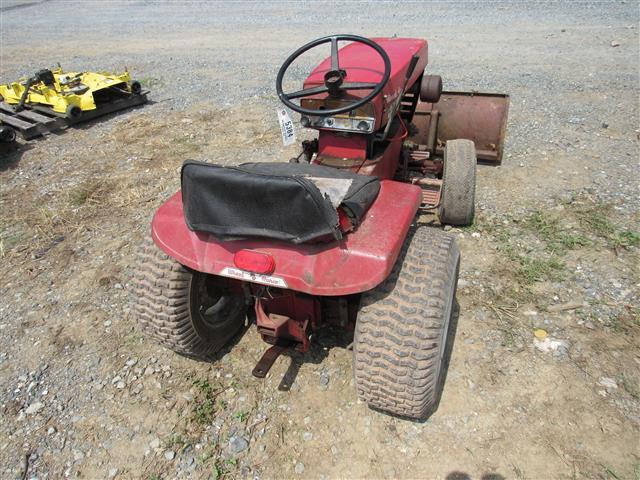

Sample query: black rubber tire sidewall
[133,238,246,361]
[66,105,82,120]
[188,271,246,346]
[0,126,16,143]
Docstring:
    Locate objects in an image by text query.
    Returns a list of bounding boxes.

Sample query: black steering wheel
[276,34,392,117]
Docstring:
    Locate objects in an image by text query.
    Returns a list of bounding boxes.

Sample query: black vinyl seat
[181,161,380,244]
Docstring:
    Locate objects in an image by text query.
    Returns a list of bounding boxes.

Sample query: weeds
[573,201,639,251]
[601,464,621,480]
[516,255,565,284]
[68,179,110,207]
[486,200,636,300]
[234,410,248,422]
[121,330,142,347]
[138,76,166,89]
[484,302,524,347]
[211,460,227,480]
[524,210,591,253]
[169,433,188,452]
[609,230,640,250]
[192,379,219,426]
[0,221,25,257]
[478,197,638,349]
[487,218,565,289]
[619,373,640,400]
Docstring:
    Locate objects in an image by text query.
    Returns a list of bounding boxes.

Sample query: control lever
[381,54,419,140]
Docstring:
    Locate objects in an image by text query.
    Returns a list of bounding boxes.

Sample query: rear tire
[133,238,246,360]
[353,227,460,420]
[439,139,477,226]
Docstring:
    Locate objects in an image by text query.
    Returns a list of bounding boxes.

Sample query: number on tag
[277,108,296,146]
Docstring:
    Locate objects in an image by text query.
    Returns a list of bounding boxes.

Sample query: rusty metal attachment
[252,344,288,378]
[254,296,313,352]
[251,294,314,378]
[416,91,510,164]
[412,177,442,208]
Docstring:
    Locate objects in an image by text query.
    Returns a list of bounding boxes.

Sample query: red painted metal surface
[304,38,428,130]
[152,180,422,296]
[317,131,367,160]
[255,292,317,352]
[315,115,408,180]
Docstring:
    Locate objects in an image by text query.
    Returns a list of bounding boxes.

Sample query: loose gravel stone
[25,402,44,415]
[228,436,249,455]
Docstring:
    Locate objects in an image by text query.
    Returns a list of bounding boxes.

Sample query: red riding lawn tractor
[134,35,508,420]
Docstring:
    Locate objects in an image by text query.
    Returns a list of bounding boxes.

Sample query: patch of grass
[573,202,639,251]
[234,410,248,422]
[68,179,110,207]
[169,433,189,452]
[610,230,640,250]
[478,211,570,312]
[483,302,525,347]
[173,135,197,145]
[487,221,565,287]
[607,304,640,334]
[138,76,165,89]
[211,460,227,480]
[523,210,591,254]
[192,379,218,426]
[601,464,622,480]
[619,373,640,400]
[122,328,143,345]
[0,221,25,257]
[170,134,202,155]
[516,255,565,284]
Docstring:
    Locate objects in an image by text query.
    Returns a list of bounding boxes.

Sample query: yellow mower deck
[0,67,148,140]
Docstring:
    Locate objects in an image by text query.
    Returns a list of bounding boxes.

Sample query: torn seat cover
[181,161,380,244]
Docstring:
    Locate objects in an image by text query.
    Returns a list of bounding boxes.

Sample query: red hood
[303,37,428,127]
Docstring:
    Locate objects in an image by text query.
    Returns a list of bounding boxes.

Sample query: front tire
[353,227,460,420]
[133,238,246,360]
[439,139,477,226]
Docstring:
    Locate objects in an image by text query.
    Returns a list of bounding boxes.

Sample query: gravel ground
[1,1,639,479]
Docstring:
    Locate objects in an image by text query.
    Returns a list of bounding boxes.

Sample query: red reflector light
[233,250,276,275]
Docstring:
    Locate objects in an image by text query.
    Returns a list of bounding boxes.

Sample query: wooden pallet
[0,102,66,140]
[0,92,148,140]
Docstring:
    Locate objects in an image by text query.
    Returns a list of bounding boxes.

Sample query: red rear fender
[151,180,421,296]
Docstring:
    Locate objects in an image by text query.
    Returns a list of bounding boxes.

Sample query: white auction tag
[277,108,296,146]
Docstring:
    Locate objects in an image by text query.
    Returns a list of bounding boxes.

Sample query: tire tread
[354,227,460,419]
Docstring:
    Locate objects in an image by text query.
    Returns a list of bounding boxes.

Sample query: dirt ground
[1,1,639,479]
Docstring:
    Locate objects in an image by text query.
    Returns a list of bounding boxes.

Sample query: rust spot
[303,270,314,285]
